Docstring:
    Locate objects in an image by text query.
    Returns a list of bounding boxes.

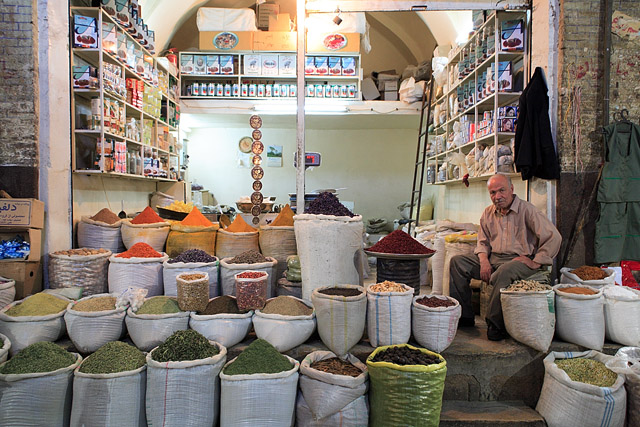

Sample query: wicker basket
[48,250,112,296]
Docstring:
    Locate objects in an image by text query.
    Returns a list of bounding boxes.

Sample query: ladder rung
[416,160,423,166]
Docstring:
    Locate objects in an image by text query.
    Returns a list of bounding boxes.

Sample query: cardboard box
[314,56,329,76]
[73,15,98,49]
[253,31,296,52]
[180,54,194,74]
[304,56,316,75]
[341,57,357,76]
[261,54,279,76]
[279,54,296,76]
[243,54,261,75]
[501,19,524,52]
[101,22,117,54]
[0,228,42,263]
[328,57,341,76]
[0,260,41,299]
[269,13,291,32]
[219,55,234,74]
[206,54,220,75]
[257,2,279,30]
[361,77,380,100]
[383,90,398,101]
[199,31,254,51]
[307,33,360,53]
[194,54,207,74]
[0,199,44,229]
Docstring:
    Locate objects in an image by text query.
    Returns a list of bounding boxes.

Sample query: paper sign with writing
[0,201,33,226]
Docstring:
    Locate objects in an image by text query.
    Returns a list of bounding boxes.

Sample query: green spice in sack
[5,293,68,317]
[79,341,145,374]
[0,342,75,375]
[223,339,292,375]
[136,296,181,315]
[151,330,218,362]
[555,358,617,387]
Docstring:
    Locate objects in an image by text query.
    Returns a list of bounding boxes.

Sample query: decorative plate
[252,141,264,155]
[252,129,262,140]
[214,32,239,50]
[238,136,253,153]
[252,180,263,191]
[250,115,263,129]
[323,33,347,50]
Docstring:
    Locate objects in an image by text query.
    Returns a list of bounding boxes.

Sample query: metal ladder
[408,77,435,237]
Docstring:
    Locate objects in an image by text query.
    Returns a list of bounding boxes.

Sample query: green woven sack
[366,344,447,427]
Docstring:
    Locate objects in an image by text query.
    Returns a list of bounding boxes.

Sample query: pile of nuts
[369,281,407,293]
[52,248,109,256]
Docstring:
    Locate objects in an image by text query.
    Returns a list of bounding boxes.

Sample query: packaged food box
[261,54,279,76]
[101,22,117,54]
[117,31,127,63]
[206,55,220,75]
[243,54,260,75]
[498,118,516,132]
[497,61,512,91]
[501,19,524,51]
[181,54,194,74]
[101,0,116,17]
[220,55,234,74]
[328,57,342,75]
[194,55,207,74]
[73,15,98,48]
[314,56,329,76]
[134,47,144,76]
[125,39,135,69]
[304,56,316,75]
[114,0,130,27]
[498,106,518,118]
[73,65,98,88]
[341,57,356,76]
[279,54,296,76]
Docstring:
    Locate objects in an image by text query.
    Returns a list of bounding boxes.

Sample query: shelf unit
[178,51,362,101]
[426,10,529,185]
[70,6,180,182]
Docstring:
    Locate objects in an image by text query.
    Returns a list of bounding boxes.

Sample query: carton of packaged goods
[328,57,341,75]
[101,22,117,54]
[220,55,234,74]
[279,54,295,76]
[501,19,524,51]
[314,56,329,76]
[207,55,220,75]
[261,54,279,76]
[181,54,194,74]
[304,56,316,75]
[341,57,356,76]
[194,55,206,74]
[74,15,98,49]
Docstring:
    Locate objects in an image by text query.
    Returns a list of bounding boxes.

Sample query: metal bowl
[157,206,188,220]
[236,202,274,213]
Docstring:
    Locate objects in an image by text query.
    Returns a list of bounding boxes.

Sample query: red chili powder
[237,271,266,279]
[130,206,165,225]
[369,230,435,255]
[116,242,163,258]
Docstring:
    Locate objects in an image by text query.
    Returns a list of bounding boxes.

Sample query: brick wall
[0,0,39,198]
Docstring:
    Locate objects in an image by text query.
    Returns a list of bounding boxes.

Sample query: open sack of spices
[165,206,219,258]
[311,285,366,357]
[259,204,297,280]
[71,342,147,426]
[367,344,447,427]
[560,265,616,288]
[0,342,82,425]
[215,216,259,259]
[108,243,168,297]
[0,293,70,356]
[294,192,365,301]
[0,332,11,363]
[120,207,170,252]
[253,295,316,352]
[48,248,112,297]
[220,250,277,297]
[220,339,299,426]
[536,351,627,427]
[297,351,368,426]
[64,294,126,353]
[146,330,227,427]
[606,347,640,427]
[500,280,555,352]
[554,284,605,350]
[367,281,414,347]
[77,208,125,253]
[125,296,190,351]
[602,285,640,347]
[411,295,461,353]
[190,296,253,348]
[163,249,219,297]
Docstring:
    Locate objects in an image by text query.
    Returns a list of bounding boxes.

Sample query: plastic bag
[64,294,126,353]
[115,287,148,312]
[253,297,316,352]
[411,295,461,353]
[366,284,413,347]
[500,288,555,352]
[554,284,605,350]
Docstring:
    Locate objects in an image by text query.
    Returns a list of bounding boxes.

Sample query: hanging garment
[514,67,561,180]
[595,121,640,263]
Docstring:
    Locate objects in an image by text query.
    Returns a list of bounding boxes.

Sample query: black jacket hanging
[514,67,560,180]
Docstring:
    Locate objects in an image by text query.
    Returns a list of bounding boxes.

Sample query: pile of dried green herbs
[0,342,75,375]
[151,330,218,362]
[223,339,292,375]
[79,342,145,374]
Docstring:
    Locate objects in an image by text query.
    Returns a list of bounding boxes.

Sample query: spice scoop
[118,200,126,219]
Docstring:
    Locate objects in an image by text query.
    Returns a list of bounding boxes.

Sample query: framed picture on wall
[267,145,283,167]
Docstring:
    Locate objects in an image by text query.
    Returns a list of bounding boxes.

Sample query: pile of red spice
[368,230,435,255]
[130,206,165,225]
[236,271,267,279]
[116,242,163,258]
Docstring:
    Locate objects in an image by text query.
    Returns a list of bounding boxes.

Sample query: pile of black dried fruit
[370,346,441,366]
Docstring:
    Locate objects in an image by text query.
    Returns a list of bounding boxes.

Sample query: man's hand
[513,256,541,270]
[480,259,493,283]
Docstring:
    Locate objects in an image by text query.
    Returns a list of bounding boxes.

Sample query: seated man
[449,173,561,341]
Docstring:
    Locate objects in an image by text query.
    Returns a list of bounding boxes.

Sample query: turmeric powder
[269,204,294,227]
[180,206,214,227]
[225,215,257,233]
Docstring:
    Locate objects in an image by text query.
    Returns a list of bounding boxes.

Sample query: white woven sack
[554,284,605,350]
[215,229,259,260]
[500,288,556,352]
[0,278,16,309]
[296,392,369,427]
[602,286,640,346]
[219,257,278,297]
[125,307,190,351]
[146,342,227,427]
[120,220,170,252]
[311,285,366,356]
[430,234,446,294]
[0,333,10,363]
[163,259,219,297]
[536,351,626,427]
[366,283,413,347]
[253,297,316,352]
[190,308,253,348]
[49,250,112,296]
[411,295,462,353]
[442,241,475,296]
[77,216,125,253]
[220,355,299,426]
[0,353,81,426]
[196,7,257,31]
[64,294,126,353]
[259,225,297,280]
[299,351,368,420]
[71,364,146,426]
[294,214,364,301]
[560,267,616,288]
[607,347,640,427]
[0,295,69,356]
[108,253,168,297]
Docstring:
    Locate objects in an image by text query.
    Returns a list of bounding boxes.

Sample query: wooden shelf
[73,170,178,182]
